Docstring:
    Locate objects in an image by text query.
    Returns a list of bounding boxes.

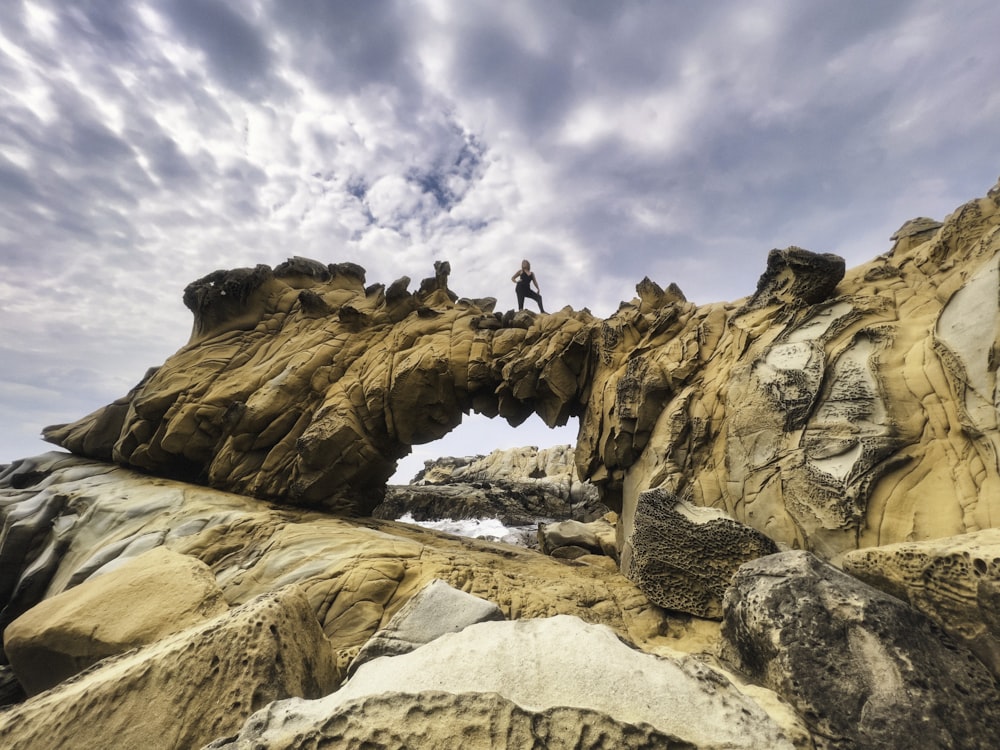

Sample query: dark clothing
[517,287,544,311]
[515,271,544,312]
[515,271,534,292]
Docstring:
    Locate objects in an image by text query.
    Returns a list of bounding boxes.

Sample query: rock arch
[44,179,1000,559]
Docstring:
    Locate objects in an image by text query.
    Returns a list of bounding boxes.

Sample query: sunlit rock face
[43,180,1000,566]
[0,453,678,669]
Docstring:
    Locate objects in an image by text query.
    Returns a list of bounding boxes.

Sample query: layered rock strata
[378,444,607,525]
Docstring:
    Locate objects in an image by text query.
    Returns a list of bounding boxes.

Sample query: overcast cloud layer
[2,1,998,478]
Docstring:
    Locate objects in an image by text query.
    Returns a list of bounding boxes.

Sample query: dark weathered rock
[624,488,778,619]
[842,530,1000,680]
[720,551,1000,749]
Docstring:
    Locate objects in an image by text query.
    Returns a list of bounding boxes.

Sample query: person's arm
[531,273,541,292]
[511,270,520,282]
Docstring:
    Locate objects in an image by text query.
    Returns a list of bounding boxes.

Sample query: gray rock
[347,579,504,676]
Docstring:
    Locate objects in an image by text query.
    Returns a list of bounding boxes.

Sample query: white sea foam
[396,512,536,547]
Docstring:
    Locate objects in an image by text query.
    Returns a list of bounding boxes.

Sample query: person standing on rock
[511,259,546,313]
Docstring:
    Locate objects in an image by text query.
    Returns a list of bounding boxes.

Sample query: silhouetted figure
[511,259,545,313]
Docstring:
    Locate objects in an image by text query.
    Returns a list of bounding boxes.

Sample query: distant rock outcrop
[377,445,607,525]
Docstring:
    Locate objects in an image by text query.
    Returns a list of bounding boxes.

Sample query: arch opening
[390,413,579,484]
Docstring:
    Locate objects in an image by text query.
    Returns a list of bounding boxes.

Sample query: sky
[1,0,998,481]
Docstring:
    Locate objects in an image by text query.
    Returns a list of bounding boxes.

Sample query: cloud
[1,0,999,467]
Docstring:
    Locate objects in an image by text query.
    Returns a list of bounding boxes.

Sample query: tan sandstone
[3,545,228,695]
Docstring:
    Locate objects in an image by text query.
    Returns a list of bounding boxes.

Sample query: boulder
[842,529,1000,678]
[538,517,617,558]
[213,615,800,749]
[348,578,504,676]
[623,488,779,619]
[720,550,1000,749]
[0,586,339,750]
[3,545,228,695]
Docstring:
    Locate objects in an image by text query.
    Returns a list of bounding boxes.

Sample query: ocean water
[397,512,537,548]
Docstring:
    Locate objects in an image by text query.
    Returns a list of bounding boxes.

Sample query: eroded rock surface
[379,444,607,525]
[0,586,338,750]
[623,488,779,619]
[720,551,1000,749]
[3,545,228,695]
[214,615,801,750]
[205,691,696,750]
[842,530,1000,679]
[0,453,698,673]
[41,180,1000,570]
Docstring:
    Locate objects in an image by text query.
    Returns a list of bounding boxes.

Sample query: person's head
[521,259,531,271]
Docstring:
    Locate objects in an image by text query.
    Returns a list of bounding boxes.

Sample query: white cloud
[1,0,999,468]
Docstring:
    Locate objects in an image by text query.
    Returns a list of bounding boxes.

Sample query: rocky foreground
[3,179,1000,746]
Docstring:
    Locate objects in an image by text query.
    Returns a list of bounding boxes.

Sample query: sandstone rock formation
[0,452,696,669]
[842,529,1000,679]
[42,179,1000,576]
[0,585,339,750]
[3,545,228,695]
[206,691,694,750]
[624,488,779,619]
[378,445,608,526]
[377,444,607,526]
[7,179,1000,747]
[720,551,1000,749]
[0,453,782,748]
[213,615,803,749]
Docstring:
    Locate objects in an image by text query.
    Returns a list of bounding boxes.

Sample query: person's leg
[517,290,526,310]
[526,289,545,313]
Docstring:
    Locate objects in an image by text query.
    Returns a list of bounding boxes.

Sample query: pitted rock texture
[0,586,338,750]
[720,551,1000,750]
[623,488,779,619]
[213,615,800,750]
[204,691,696,750]
[842,529,1000,679]
[3,546,228,695]
[41,181,1000,565]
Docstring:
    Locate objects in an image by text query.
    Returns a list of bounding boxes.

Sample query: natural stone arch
[42,179,1000,561]
[44,258,605,514]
